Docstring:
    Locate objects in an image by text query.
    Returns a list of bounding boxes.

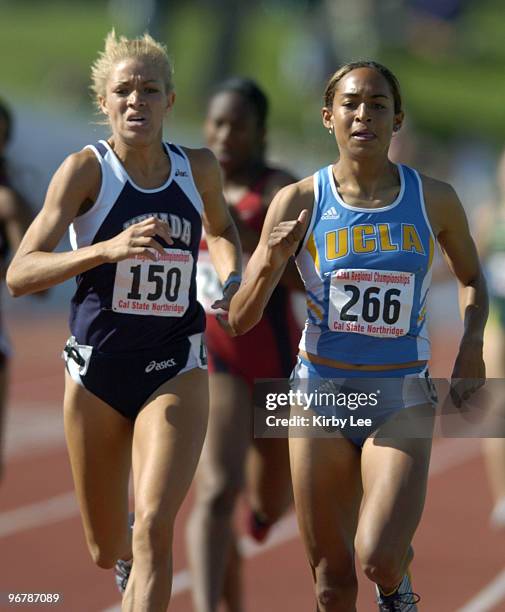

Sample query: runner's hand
[449,338,486,408]
[211,280,240,313]
[213,282,241,337]
[100,217,173,263]
[266,209,309,268]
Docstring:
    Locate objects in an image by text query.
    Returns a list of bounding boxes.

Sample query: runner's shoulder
[275,177,314,219]
[418,173,464,235]
[179,146,219,193]
[57,148,101,192]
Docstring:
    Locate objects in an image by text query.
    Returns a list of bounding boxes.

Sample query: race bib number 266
[112,249,193,317]
[328,268,415,338]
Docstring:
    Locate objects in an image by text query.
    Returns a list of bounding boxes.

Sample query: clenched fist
[266,209,309,267]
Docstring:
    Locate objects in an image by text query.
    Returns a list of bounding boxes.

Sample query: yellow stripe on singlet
[306,232,320,273]
[307,298,323,322]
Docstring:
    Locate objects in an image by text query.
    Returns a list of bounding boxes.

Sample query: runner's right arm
[228,179,311,335]
[7,150,171,296]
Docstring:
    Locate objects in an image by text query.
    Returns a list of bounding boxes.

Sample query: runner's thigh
[132,367,209,522]
[356,408,434,560]
[196,372,252,497]
[289,435,362,574]
[63,373,133,557]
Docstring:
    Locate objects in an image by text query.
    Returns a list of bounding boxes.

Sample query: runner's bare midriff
[299,350,427,371]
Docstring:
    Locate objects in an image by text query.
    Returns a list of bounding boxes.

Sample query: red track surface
[1,314,504,611]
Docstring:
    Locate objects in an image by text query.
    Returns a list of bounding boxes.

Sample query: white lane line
[0,492,77,538]
[4,401,65,459]
[3,439,478,543]
[457,567,505,612]
[0,438,482,611]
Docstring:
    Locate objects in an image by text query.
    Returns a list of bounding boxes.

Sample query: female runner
[188,78,300,612]
[7,32,241,612]
[228,61,487,611]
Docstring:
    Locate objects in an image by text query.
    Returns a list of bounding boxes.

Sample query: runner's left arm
[426,177,488,405]
[189,148,242,307]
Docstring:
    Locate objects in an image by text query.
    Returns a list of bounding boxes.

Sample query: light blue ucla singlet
[295,164,435,365]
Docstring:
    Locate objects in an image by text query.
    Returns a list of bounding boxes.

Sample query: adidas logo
[175,169,188,177]
[321,206,339,220]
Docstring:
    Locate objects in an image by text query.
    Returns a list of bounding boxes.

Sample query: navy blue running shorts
[63,333,207,420]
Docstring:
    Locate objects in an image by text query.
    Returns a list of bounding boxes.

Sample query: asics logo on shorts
[145,358,177,373]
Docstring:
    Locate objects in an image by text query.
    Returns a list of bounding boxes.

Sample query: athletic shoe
[115,558,132,594]
[114,512,134,594]
[247,510,272,543]
[375,572,420,611]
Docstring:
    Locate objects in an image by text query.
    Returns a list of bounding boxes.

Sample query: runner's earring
[328,126,333,135]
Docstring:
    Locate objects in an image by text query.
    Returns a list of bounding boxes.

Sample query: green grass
[0,2,110,108]
[2,0,505,143]
[381,52,505,142]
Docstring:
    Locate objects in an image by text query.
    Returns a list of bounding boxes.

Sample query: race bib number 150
[112,249,193,317]
[328,268,415,338]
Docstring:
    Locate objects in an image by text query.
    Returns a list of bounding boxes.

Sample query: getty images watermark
[264,388,378,430]
[252,377,505,439]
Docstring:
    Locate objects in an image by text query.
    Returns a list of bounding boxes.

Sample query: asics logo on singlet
[145,358,177,373]
[175,169,188,177]
[321,206,340,220]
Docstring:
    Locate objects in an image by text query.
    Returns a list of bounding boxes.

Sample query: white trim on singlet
[413,168,436,243]
[328,163,405,212]
[70,141,204,249]
[172,145,204,216]
[69,144,124,250]
[74,144,107,222]
[413,168,435,361]
[297,173,320,254]
[99,139,175,193]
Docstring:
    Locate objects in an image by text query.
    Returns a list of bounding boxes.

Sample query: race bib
[196,251,222,312]
[196,251,249,313]
[112,249,193,317]
[328,268,415,338]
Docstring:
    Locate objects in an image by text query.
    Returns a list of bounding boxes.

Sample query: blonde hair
[90,30,174,110]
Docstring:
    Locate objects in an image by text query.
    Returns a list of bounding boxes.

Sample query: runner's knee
[314,561,357,612]
[314,576,357,611]
[358,545,405,588]
[198,471,243,518]
[88,541,123,569]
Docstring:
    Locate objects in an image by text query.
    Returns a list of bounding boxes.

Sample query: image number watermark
[1,593,62,605]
